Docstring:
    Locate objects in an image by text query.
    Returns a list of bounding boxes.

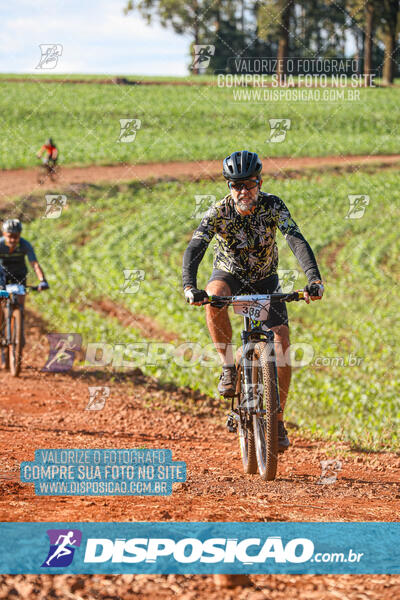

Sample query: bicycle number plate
[233,300,271,320]
[6,284,25,295]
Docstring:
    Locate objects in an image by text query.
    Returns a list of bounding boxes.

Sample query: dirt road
[2,153,400,202]
[1,311,399,523]
[1,153,399,597]
[0,311,399,598]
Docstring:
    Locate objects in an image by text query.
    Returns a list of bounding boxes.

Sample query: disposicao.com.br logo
[84,536,315,564]
[39,530,365,571]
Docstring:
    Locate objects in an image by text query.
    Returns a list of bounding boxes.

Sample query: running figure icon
[41,528,82,568]
[42,333,82,372]
[46,531,77,566]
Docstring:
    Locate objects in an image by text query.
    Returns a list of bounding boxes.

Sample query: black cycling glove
[38,280,50,291]
[184,287,208,304]
[304,280,324,297]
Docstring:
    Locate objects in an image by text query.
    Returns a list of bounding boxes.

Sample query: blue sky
[0,0,191,75]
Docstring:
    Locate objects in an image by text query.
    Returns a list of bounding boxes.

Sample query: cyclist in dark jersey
[0,219,49,310]
[182,150,324,451]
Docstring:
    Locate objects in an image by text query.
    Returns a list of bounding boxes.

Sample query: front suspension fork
[240,327,282,415]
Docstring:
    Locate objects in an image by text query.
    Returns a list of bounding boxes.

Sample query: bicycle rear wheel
[236,348,257,474]
[9,307,23,377]
[252,341,279,481]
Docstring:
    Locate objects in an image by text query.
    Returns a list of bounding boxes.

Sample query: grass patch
[1,80,399,169]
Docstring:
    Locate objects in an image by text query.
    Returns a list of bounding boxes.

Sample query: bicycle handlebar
[206,290,305,307]
[0,285,41,298]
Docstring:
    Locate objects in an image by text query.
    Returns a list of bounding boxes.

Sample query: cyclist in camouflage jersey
[183,150,324,451]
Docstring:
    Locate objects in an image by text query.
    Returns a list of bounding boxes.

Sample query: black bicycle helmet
[222,150,262,181]
[2,219,22,234]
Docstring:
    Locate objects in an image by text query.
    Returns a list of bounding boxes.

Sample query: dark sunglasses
[228,179,260,192]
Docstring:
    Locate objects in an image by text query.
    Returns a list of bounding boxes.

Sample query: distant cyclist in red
[37,138,58,166]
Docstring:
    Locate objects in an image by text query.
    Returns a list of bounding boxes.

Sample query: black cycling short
[5,275,27,287]
[207,269,288,329]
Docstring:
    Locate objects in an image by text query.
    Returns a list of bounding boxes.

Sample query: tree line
[124,0,399,83]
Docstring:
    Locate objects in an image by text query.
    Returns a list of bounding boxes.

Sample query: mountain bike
[0,285,39,377]
[207,291,305,482]
[37,160,59,185]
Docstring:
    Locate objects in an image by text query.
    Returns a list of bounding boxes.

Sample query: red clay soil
[0,573,399,599]
[2,154,400,202]
[0,310,399,597]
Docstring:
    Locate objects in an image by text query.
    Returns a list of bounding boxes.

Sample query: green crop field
[0,73,217,81]
[12,167,399,451]
[0,78,399,169]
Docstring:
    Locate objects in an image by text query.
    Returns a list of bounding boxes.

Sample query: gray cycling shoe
[218,366,237,397]
[278,421,290,452]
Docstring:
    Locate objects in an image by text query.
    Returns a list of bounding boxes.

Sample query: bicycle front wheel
[236,348,257,474]
[1,305,9,370]
[252,341,279,481]
[50,165,59,182]
[9,307,23,377]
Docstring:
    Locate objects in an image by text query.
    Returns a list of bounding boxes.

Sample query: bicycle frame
[204,290,307,479]
[0,286,38,373]
[37,161,58,184]
[239,317,282,418]
[207,291,305,426]
[5,295,15,344]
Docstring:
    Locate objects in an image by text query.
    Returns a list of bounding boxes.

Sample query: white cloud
[0,0,192,75]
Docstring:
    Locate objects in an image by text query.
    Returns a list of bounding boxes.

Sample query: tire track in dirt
[2,154,400,203]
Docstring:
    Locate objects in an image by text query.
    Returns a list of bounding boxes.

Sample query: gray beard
[235,191,259,214]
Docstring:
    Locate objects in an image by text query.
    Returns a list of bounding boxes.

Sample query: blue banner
[20,449,186,496]
[0,522,398,574]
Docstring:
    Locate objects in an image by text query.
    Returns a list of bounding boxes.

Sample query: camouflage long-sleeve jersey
[182,191,321,288]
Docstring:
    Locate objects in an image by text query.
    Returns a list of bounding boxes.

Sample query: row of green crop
[0,73,216,81]
[1,81,399,168]
[18,169,400,450]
